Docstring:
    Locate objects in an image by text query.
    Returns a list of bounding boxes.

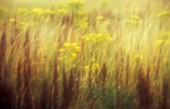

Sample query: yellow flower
[32,8,44,16]
[92,63,100,70]
[64,42,71,47]
[81,32,112,44]
[71,53,77,57]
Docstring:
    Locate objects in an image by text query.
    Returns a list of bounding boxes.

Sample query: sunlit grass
[0,0,170,109]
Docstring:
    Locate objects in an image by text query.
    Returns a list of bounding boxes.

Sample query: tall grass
[0,0,170,109]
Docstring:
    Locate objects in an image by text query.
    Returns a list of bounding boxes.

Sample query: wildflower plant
[59,42,80,67]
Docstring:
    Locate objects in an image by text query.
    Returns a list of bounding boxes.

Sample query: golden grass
[0,0,170,109]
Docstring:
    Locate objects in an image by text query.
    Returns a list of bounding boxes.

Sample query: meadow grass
[0,0,170,109]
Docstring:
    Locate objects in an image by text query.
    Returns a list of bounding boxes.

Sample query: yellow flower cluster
[81,32,112,44]
[32,8,44,16]
[84,63,100,71]
[59,42,80,60]
[84,61,100,72]
[92,63,100,71]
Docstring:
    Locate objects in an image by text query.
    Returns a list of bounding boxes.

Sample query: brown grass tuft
[137,66,152,109]
[160,76,169,109]
[0,23,7,80]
